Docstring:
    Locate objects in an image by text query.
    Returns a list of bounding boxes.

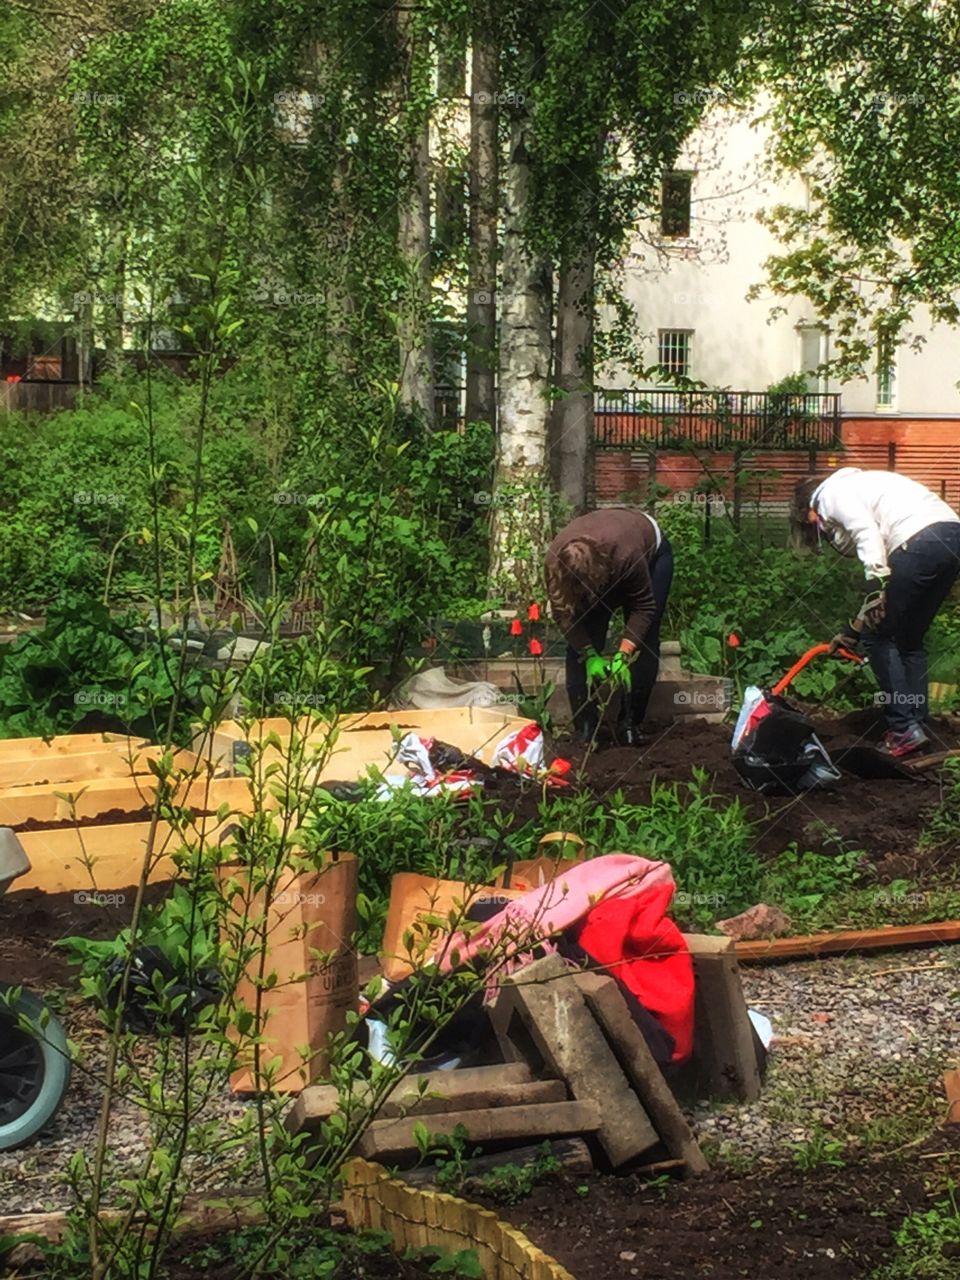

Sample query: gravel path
[695,943,960,1161]
[3,946,958,1215]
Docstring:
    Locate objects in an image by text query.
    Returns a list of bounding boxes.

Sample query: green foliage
[413,1121,476,1194]
[875,1185,960,1280]
[656,500,874,701]
[402,1245,485,1278]
[791,1125,846,1171]
[181,1222,395,1278]
[0,598,208,741]
[475,1143,560,1205]
[314,770,872,950]
[919,759,960,851]
[59,884,219,984]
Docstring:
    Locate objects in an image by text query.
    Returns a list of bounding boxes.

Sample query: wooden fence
[342,1158,575,1280]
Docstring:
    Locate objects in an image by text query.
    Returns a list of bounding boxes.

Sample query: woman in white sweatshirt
[790,467,960,757]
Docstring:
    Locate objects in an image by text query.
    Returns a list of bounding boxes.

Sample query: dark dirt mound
[0,882,173,987]
[547,712,960,868]
[490,1129,960,1280]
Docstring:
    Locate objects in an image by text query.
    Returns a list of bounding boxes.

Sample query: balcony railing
[595,388,842,451]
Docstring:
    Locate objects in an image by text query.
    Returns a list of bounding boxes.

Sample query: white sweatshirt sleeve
[815,484,890,580]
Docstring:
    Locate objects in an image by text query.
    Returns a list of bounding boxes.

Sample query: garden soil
[487,1127,960,1280]
[1,709,957,991]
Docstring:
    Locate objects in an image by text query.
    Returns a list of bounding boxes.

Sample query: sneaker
[617,724,649,747]
[879,725,929,758]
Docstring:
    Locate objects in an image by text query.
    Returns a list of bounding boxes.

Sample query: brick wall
[593,415,960,510]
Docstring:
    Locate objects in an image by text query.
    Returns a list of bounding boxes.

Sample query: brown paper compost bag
[220,852,358,1094]
[495,831,588,893]
[380,872,525,982]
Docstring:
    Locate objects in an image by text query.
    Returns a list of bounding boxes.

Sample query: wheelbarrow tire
[0,987,71,1151]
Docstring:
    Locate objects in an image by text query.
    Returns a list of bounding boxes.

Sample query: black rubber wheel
[0,986,71,1150]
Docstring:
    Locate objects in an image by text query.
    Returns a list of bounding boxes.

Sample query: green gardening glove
[609,650,633,688]
[583,647,610,687]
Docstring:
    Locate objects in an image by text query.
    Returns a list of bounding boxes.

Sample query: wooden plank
[903,748,960,773]
[0,746,165,789]
[0,733,148,758]
[735,920,960,964]
[685,933,761,1103]
[574,971,708,1175]
[944,1069,960,1124]
[355,1100,600,1161]
[287,1064,537,1135]
[199,707,533,777]
[0,774,256,826]
[10,815,234,893]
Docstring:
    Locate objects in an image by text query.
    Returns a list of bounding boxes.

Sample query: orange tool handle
[771,643,864,698]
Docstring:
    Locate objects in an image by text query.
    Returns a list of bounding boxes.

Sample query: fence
[596,388,842,451]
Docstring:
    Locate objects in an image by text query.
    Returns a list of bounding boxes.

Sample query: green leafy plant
[874,1184,960,1279]
[791,1125,846,1170]
[475,1143,561,1205]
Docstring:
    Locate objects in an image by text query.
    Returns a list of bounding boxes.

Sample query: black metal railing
[595,388,842,451]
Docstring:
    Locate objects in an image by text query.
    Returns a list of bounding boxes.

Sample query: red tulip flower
[727,632,741,648]
[527,602,541,621]
[529,637,543,656]
[509,618,523,636]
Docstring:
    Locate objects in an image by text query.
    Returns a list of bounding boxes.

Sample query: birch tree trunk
[489,109,552,601]
[465,38,498,429]
[396,8,434,426]
[550,248,594,515]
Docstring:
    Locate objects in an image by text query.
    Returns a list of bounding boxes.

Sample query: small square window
[660,172,693,238]
[658,330,692,379]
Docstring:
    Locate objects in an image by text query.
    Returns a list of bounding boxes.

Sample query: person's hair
[788,475,829,551]
[545,537,613,620]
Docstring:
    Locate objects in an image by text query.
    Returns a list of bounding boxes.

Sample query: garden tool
[731,642,917,790]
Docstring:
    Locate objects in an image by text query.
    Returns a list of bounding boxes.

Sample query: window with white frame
[657,329,692,379]
[876,330,897,409]
[798,324,829,394]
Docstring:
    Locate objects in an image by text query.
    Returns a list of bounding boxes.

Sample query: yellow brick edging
[342,1158,576,1280]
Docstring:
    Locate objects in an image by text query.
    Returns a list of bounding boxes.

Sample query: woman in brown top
[544,508,674,745]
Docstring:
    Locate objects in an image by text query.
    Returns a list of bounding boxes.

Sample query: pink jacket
[432,853,676,973]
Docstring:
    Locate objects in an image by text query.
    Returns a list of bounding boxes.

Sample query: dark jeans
[861,521,960,732]
[565,535,674,734]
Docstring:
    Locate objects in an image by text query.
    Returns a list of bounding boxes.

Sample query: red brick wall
[593,416,960,510]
